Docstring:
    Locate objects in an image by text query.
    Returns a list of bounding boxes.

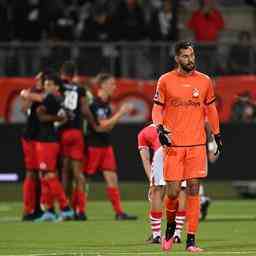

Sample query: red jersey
[187,9,224,42]
[137,124,161,153]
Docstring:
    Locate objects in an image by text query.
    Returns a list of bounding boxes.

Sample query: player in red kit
[59,61,99,220]
[35,73,73,221]
[83,73,137,220]
[152,41,222,252]
[20,71,47,220]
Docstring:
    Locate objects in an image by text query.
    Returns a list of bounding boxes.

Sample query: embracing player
[59,61,99,220]
[20,72,45,220]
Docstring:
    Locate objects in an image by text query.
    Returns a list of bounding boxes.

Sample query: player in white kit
[138,124,186,243]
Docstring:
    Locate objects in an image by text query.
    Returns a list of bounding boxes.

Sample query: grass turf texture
[0,200,255,255]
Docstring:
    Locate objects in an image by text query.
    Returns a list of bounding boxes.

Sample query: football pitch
[0,200,256,256]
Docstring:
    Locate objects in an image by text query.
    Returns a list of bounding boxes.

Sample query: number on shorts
[64,91,78,110]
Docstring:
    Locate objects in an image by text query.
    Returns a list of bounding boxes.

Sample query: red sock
[72,187,86,214]
[40,177,53,210]
[186,195,200,234]
[174,210,186,237]
[23,176,36,214]
[106,187,123,214]
[150,211,162,238]
[71,189,78,211]
[165,196,178,223]
[47,177,69,210]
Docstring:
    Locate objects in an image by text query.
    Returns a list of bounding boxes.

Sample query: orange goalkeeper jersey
[153,69,216,146]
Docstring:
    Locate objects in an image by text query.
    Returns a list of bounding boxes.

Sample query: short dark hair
[95,73,114,86]
[60,61,77,77]
[174,40,194,56]
[45,73,63,88]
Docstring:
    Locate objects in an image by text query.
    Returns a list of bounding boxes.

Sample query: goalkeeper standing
[152,41,222,252]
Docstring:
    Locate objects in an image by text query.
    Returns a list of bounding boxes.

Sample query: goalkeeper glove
[214,133,223,155]
[157,124,171,146]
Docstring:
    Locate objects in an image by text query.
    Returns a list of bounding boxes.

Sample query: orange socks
[186,195,200,234]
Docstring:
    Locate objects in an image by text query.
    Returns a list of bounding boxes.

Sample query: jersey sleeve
[153,75,166,106]
[205,78,216,105]
[138,130,149,150]
[42,94,60,113]
[90,102,106,121]
[79,87,86,97]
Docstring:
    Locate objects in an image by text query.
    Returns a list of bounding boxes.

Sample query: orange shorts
[163,146,207,181]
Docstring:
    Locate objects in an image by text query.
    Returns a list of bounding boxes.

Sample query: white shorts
[150,147,187,188]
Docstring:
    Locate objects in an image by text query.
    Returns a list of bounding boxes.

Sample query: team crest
[154,91,160,101]
[192,88,200,98]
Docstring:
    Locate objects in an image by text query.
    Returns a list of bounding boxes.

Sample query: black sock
[62,206,71,212]
[48,208,56,214]
[187,234,195,246]
[166,221,176,240]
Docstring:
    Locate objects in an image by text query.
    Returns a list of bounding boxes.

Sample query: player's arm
[205,79,222,154]
[20,89,44,103]
[98,103,132,131]
[20,96,32,114]
[139,147,151,182]
[152,77,171,146]
[36,105,66,123]
[80,96,100,130]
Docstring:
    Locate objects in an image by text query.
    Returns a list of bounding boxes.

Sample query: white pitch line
[4,251,256,256]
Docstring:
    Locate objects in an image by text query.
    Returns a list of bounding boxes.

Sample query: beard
[180,62,195,72]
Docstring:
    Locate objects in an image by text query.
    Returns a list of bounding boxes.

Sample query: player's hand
[157,124,171,146]
[214,133,223,155]
[147,186,154,202]
[119,102,133,115]
[20,89,30,98]
[55,109,68,126]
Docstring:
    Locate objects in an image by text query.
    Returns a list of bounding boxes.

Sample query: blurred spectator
[12,0,44,41]
[79,5,117,75]
[49,1,78,41]
[112,0,147,41]
[148,0,178,41]
[227,31,254,75]
[231,91,256,123]
[81,6,113,42]
[112,0,149,78]
[187,0,224,42]
[147,0,178,79]
[187,0,224,75]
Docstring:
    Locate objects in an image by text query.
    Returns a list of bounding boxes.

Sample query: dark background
[0,124,253,181]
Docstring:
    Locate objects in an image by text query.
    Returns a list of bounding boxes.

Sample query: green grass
[0,200,256,255]
[0,181,240,202]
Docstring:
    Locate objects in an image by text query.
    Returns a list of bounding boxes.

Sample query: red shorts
[60,129,84,161]
[36,142,59,172]
[83,146,117,175]
[164,146,207,181]
[21,138,38,170]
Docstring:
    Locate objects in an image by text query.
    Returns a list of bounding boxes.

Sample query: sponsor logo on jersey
[192,88,200,98]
